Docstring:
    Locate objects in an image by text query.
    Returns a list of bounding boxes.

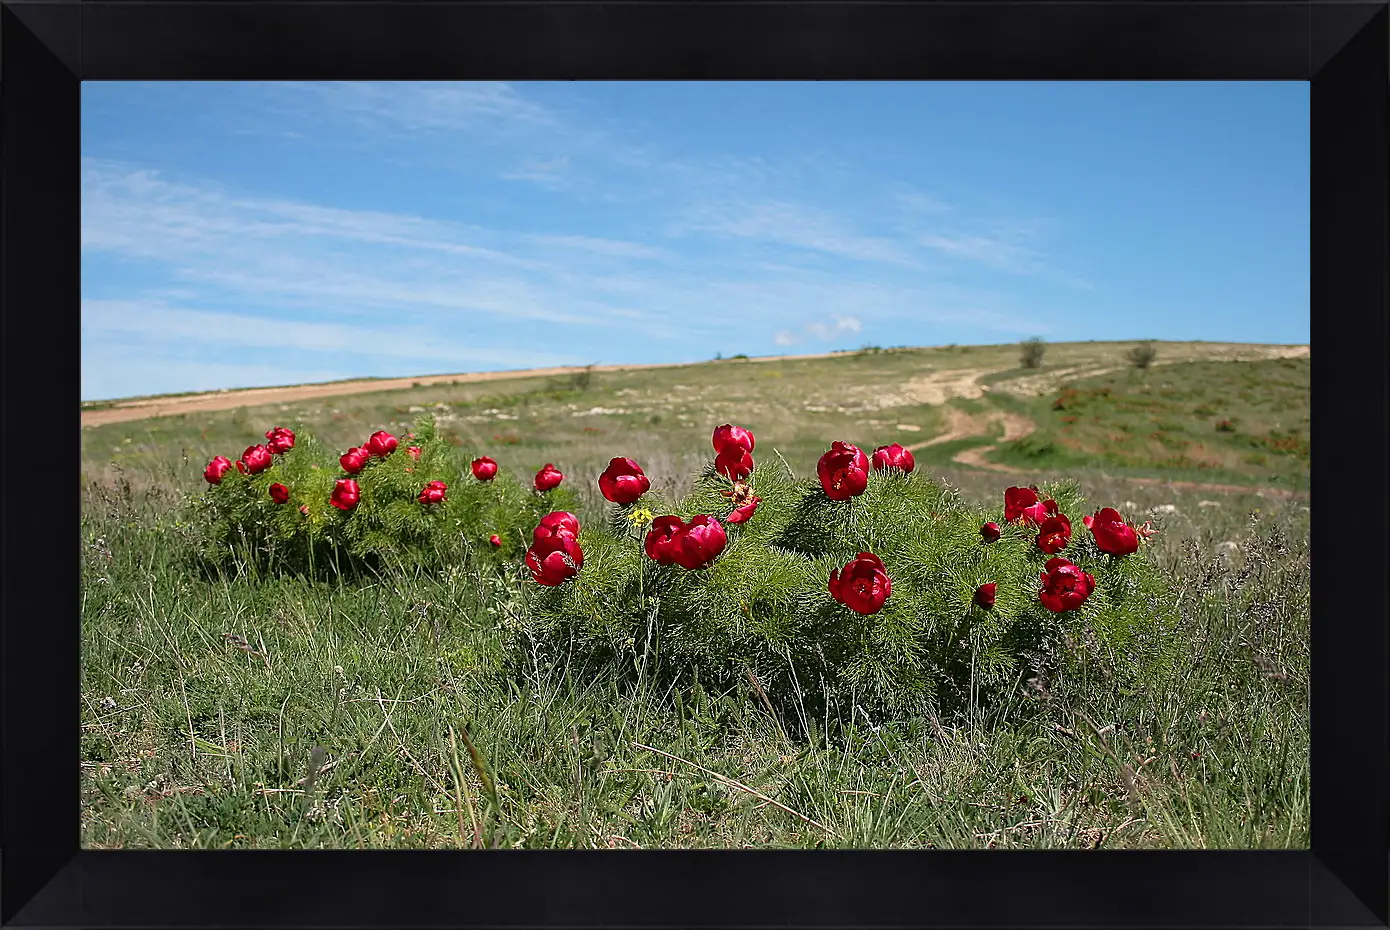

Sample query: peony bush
[192,415,1181,719]
[193,415,579,577]
[517,425,1181,719]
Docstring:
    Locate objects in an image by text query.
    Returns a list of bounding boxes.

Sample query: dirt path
[904,403,1308,501]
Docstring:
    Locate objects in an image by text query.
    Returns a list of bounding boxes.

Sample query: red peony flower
[1038,557,1096,613]
[471,456,498,481]
[330,478,361,511]
[980,521,1002,543]
[268,483,290,504]
[407,446,421,460]
[532,511,580,548]
[489,534,502,548]
[974,582,997,610]
[534,463,564,491]
[871,443,916,473]
[1004,486,1039,523]
[1022,498,1060,526]
[340,447,370,474]
[526,533,584,586]
[418,480,448,505]
[712,424,756,456]
[1085,507,1140,556]
[366,430,398,457]
[204,456,234,484]
[674,515,727,570]
[817,441,870,501]
[726,496,761,524]
[828,552,892,615]
[598,457,651,505]
[714,446,754,481]
[644,515,687,565]
[265,426,296,455]
[1035,513,1073,554]
[241,444,274,475]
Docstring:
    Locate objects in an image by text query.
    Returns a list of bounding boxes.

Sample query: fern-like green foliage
[518,453,1181,721]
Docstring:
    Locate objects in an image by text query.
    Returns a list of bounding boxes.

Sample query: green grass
[986,358,1310,490]
[80,341,1309,848]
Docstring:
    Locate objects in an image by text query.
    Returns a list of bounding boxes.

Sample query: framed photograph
[3,2,1385,927]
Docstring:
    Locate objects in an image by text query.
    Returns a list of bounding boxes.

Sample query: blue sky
[81,81,1309,401]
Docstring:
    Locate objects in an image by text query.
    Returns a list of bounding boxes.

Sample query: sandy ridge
[80,351,850,429]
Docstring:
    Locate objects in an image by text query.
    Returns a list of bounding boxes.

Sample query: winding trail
[904,406,1308,501]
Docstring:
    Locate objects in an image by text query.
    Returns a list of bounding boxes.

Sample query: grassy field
[80,340,1310,848]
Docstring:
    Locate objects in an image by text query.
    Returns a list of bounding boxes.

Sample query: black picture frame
[3,2,1385,927]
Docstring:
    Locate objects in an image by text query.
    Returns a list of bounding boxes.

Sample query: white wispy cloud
[81,298,588,400]
[529,234,670,260]
[283,81,557,135]
[683,200,921,267]
[773,314,863,347]
[919,227,1091,289]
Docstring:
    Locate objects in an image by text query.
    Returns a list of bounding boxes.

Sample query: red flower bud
[726,496,761,524]
[644,515,687,565]
[489,534,502,548]
[1038,557,1095,613]
[828,552,892,615]
[330,478,361,511]
[712,424,756,456]
[1035,513,1073,554]
[675,515,727,571]
[418,480,448,505]
[471,456,498,481]
[241,444,273,475]
[533,511,580,548]
[871,443,915,473]
[204,456,234,484]
[714,446,754,481]
[525,533,583,585]
[366,430,398,457]
[534,463,564,491]
[268,483,290,504]
[1137,520,1158,539]
[264,427,296,455]
[1086,507,1140,556]
[299,504,310,516]
[974,582,997,610]
[235,460,248,474]
[340,447,370,474]
[1004,486,1039,523]
[598,457,651,505]
[407,446,421,460]
[817,441,870,501]
[980,521,1002,544]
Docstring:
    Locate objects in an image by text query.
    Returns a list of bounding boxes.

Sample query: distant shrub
[569,364,596,391]
[731,353,750,360]
[1215,419,1237,432]
[1020,338,1046,369]
[1126,342,1158,369]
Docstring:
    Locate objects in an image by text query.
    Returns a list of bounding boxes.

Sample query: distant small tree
[1020,337,1046,369]
[569,363,596,391]
[1126,341,1158,369]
